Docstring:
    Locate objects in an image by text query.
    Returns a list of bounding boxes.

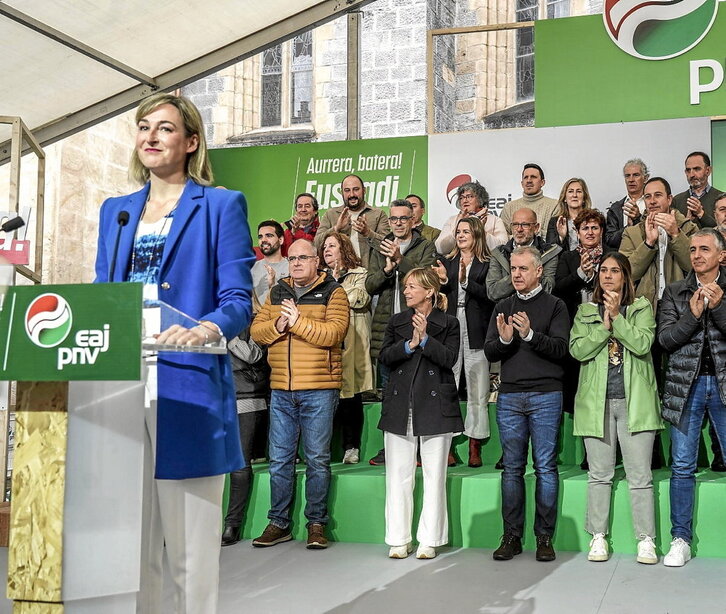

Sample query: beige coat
[338,267,374,398]
[314,204,390,269]
[619,209,697,311]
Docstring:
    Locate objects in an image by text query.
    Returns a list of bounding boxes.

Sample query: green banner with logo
[0,283,141,381]
[535,8,726,127]
[209,136,428,233]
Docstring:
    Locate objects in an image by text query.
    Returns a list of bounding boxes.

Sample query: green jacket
[569,297,663,437]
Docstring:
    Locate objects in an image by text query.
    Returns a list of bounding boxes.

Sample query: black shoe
[711,459,726,472]
[493,533,522,560]
[495,455,504,471]
[369,449,385,466]
[221,525,240,547]
[535,534,556,562]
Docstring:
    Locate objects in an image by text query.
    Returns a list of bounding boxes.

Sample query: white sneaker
[416,545,437,559]
[388,543,413,559]
[343,448,359,464]
[587,533,609,562]
[663,538,691,567]
[636,535,658,565]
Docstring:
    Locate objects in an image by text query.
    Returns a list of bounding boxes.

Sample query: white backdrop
[427,117,712,228]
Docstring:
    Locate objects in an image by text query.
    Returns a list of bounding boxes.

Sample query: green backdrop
[535,14,726,127]
[209,136,428,235]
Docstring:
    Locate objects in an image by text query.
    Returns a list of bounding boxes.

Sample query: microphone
[108,211,130,281]
[1,216,25,233]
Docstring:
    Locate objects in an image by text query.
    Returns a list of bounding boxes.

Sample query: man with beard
[315,174,390,269]
[251,220,289,307]
[673,152,724,229]
[715,194,726,242]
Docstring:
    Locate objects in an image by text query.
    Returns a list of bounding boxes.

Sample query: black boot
[222,467,251,545]
[221,525,241,546]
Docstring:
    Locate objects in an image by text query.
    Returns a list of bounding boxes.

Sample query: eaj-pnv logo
[604,0,720,60]
[25,293,73,348]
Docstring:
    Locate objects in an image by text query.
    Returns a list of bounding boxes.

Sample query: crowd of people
[95,92,725,613]
[235,155,726,572]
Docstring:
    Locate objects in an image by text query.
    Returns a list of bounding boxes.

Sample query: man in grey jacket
[657,228,726,567]
[486,207,561,302]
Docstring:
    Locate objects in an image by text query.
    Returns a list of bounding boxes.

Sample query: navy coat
[440,255,493,349]
[95,180,255,479]
[378,308,463,436]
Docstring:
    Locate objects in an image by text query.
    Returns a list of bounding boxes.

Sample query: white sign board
[427,117,712,228]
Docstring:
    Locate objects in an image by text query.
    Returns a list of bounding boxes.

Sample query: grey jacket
[486,236,562,302]
[657,270,726,425]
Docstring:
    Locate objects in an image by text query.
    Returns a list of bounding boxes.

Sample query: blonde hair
[556,178,592,218]
[129,92,213,186]
[402,267,448,311]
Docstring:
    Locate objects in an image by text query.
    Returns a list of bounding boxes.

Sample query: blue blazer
[95,180,255,479]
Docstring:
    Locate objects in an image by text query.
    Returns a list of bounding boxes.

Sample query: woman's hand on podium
[156,322,221,346]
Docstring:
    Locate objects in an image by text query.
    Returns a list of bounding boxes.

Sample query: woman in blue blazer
[94,92,254,614]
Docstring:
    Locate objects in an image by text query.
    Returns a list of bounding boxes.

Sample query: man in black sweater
[484,246,570,562]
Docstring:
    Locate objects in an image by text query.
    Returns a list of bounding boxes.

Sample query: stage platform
[235,403,726,558]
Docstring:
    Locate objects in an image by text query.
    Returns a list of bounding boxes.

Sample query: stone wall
[0,111,137,286]
[359,0,428,139]
[429,0,458,132]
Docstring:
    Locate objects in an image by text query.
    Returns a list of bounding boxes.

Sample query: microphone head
[1,216,25,233]
[117,210,130,226]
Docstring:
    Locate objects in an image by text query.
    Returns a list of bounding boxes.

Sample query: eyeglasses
[459,193,476,201]
[287,255,316,262]
[511,222,534,229]
[389,216,412,223]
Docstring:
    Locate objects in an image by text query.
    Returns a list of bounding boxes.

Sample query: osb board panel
[7,407,68,602]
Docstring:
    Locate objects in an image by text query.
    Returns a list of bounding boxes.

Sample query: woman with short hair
[379,267,462,560]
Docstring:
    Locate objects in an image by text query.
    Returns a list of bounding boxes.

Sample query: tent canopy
[0,0,370,163]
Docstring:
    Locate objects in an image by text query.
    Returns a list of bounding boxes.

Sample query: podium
[0,283,225,614]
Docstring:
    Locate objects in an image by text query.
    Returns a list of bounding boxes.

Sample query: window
[261,45,283,127]
[260,31,313,128]
[515,0,537,102]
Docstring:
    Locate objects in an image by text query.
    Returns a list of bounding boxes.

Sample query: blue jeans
[496,391,562,537]
[670,376,726,542]
[268,389,338,528]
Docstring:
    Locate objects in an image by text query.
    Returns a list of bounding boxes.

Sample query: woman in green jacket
[570,252,662,564]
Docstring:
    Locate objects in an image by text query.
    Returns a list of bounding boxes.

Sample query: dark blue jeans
[496,391,562,537]
[670,376,726,542]
[268,389,338,529]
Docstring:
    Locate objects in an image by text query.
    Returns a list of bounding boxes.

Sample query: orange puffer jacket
[251,271,350,390]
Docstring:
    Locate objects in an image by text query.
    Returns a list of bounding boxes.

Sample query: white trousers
[384,420,453,547]
[453,306,490,439]
[138,396,225,614]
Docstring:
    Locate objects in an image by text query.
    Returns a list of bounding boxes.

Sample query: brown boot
[468,438,482,468]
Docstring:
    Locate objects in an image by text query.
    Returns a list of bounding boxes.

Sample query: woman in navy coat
[379,267,462,560]
[433,215,494,467]
[94,92,254,614]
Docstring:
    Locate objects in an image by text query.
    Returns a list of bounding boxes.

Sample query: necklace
[129,195,180,285]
